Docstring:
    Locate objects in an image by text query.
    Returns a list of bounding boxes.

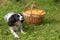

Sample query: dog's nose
[21,20,24,23]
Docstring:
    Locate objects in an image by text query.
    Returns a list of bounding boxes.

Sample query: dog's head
[9,13,24,23]
[6,12,24,26]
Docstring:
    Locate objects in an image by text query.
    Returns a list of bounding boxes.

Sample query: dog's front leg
[19,25,26,34]
[17,21,26,34]
[9,27,19,38]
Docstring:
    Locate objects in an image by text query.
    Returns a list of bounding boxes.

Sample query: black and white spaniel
[4,12,26,38]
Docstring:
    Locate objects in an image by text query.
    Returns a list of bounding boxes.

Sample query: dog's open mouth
[14,20,22,26]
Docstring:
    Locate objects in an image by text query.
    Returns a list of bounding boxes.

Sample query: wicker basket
[22,10,46,25]
[22,2,46,25]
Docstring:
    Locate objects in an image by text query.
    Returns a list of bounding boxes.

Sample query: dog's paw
[22,32,26,34]
[21,31,26,34]
[14,35,19,38]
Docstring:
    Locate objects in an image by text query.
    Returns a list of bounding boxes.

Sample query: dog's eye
[14,14,20,17]
[17,15,20,17]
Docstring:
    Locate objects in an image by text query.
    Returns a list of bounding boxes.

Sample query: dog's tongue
[17,20,22,25]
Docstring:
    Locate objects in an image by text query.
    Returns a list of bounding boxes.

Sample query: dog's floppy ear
[8,15,15,26]
[8,22,13,26]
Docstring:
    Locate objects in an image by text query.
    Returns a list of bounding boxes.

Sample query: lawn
[0,0,60,40]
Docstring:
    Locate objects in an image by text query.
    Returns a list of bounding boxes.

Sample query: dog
[4,12,26,38]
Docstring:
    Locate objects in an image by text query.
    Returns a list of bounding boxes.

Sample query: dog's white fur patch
[18,14,23,21]
[9,27,19,38]
[4,12,14,22]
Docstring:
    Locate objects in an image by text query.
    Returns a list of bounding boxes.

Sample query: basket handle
[24,1,37,16]
[30,2,37,16]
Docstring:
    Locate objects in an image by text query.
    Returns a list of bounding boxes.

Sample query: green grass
[0,0,60,40]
